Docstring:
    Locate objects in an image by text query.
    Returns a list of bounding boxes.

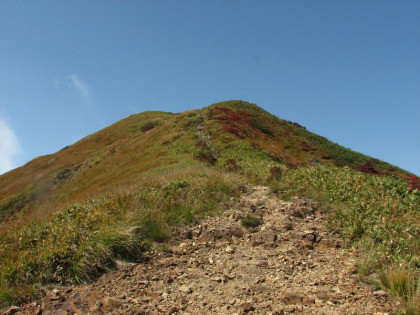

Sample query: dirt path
[3,186,397,314]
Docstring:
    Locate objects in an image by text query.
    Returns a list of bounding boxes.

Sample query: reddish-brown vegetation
[408,176,420,192]
[208,106,275,139]
[140,122,156,132]
[357,161,382,175]
[207,106,253,139]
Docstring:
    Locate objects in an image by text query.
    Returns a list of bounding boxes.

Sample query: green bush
[240,214,261,228]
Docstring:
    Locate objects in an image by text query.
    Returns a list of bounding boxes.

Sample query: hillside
[0,101,418,313]
[0,101,413,224]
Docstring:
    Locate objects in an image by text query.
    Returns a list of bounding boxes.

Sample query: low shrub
[240,214,261,228]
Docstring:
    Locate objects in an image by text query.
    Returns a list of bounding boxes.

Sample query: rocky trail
[3,186,397,314]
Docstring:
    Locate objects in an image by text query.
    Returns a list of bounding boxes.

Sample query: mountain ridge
[0,100,414,224]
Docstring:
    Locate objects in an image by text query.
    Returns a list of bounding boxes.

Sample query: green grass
[275,165,420,312]
[0,186,34,221]
[240,214,262,228]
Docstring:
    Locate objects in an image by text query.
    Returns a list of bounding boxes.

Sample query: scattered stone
[373,290,388,297]
[316,292,330,301]
[225,246,235,254]
[282,291,303,304]
[3,306,20,315]
[46,289,62,301]
[240,302,255,313]
[8,186,397,315]
[251,231,277,246]
[281,216,294,231]
[182,229,193,239]
[179,285,192,294]
[101,297,122,313]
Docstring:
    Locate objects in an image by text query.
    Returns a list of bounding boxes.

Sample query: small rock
[240,302,255,314]
[373,290,387,297]
[316,292,330,301]
[303,233,316,242]
[211,276,225,283]
[101,297,122,313]
[225,246,235,254]
[148,291,163,299]
[115,260,136,270]
[179,285,192,294]
[282,291,303,304]
[255,277,266,284]
[250,239,263,247]
[47,289,62,301]
[4,306,20,315]
[178,242,190,250]
[182,230,193,239]
[252,232,277,245]
[230,226,245,238]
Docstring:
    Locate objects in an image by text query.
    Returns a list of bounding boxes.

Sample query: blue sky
[0,1,419,175]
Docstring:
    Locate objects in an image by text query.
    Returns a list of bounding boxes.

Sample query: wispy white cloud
[66,73,90,98]
[0,118,21,174]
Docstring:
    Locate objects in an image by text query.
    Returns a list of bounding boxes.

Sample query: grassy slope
[203,101,413,180]
[0,101,413,224]
[0,100,418,312]
[0,111,174,222]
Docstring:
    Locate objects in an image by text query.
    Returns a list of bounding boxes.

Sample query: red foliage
[195,142,206,147]
[222,125,244,138]
[208,107,252,139]
[357,161,381,175]
[408,176,420,192]
[214,107,232,114]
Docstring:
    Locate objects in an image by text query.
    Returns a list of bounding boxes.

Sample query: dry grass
[0,165,245,308]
